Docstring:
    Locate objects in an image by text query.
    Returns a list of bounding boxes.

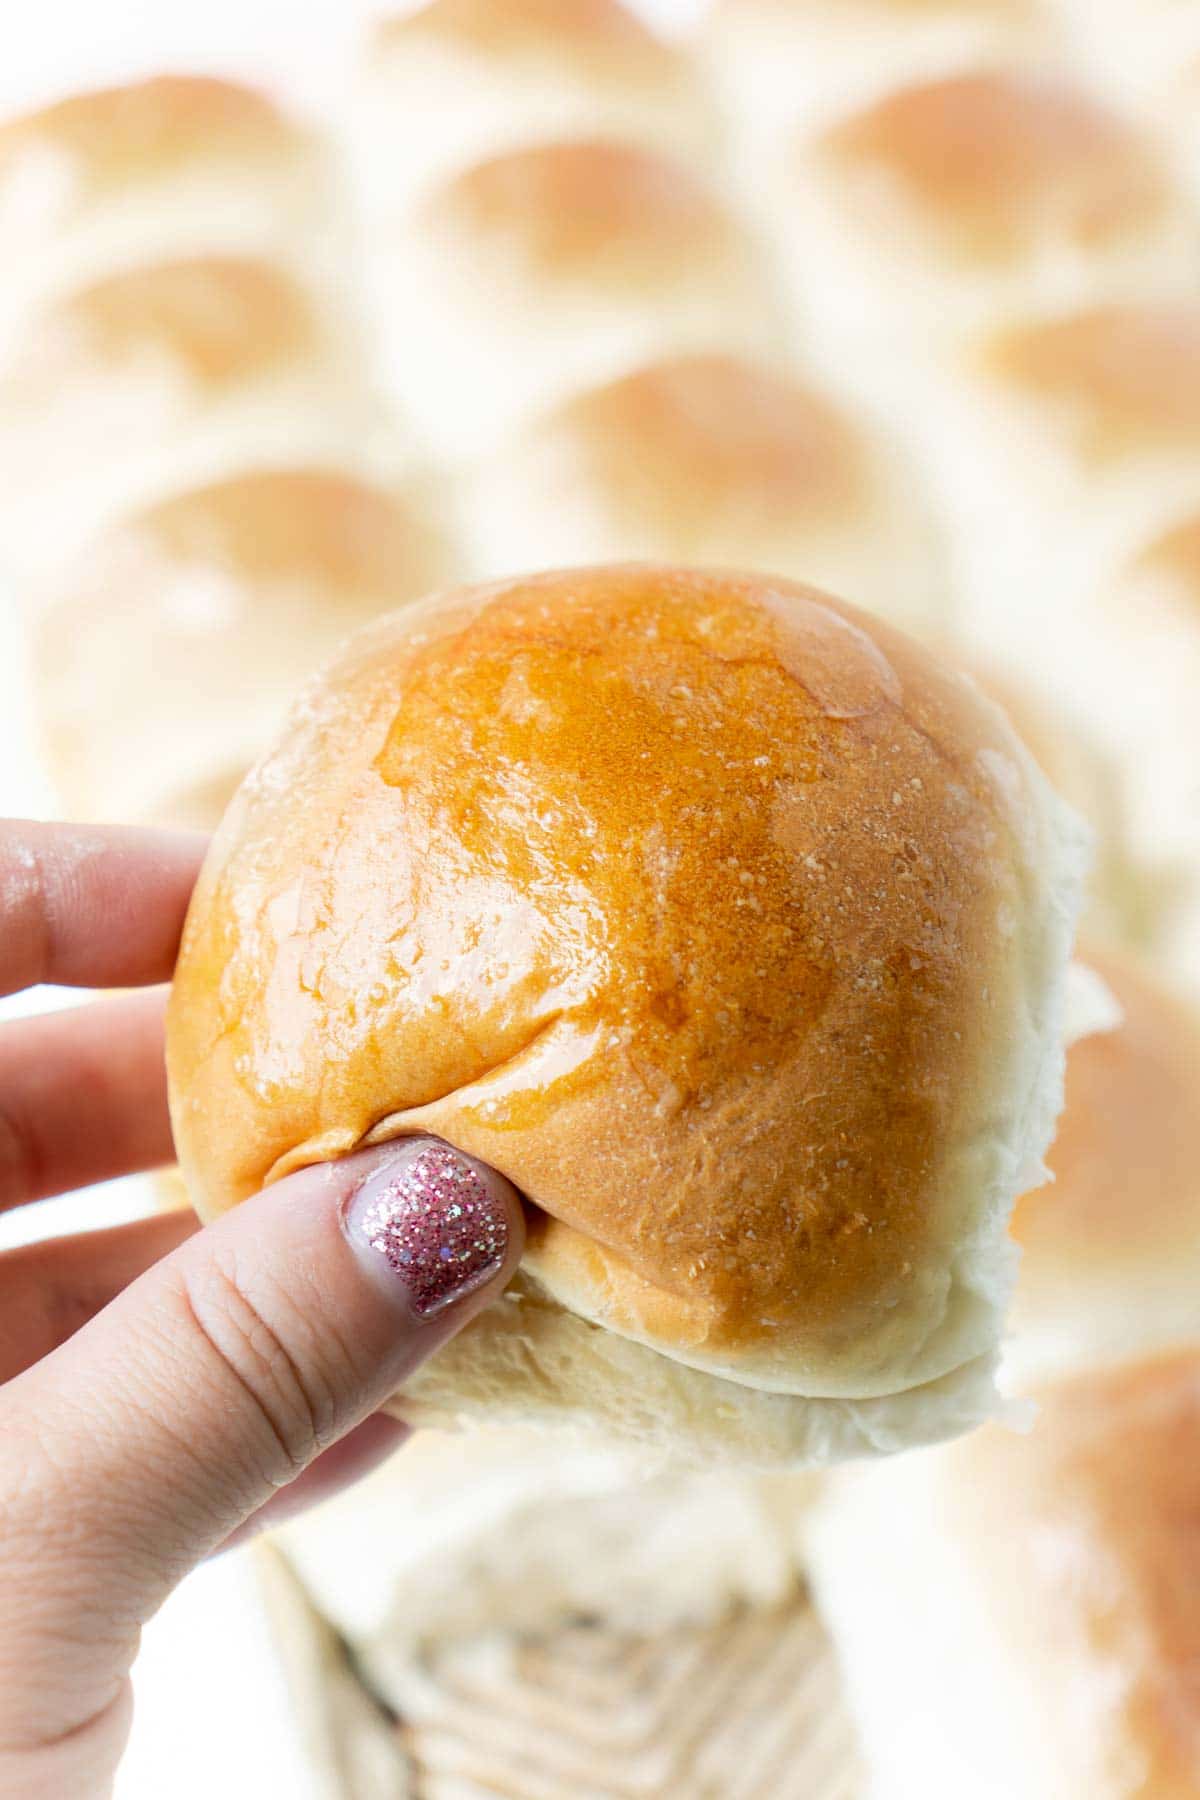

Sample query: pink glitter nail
[347,1141,509,1316]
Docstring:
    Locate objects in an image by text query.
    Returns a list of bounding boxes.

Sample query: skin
[0,821,525,1800]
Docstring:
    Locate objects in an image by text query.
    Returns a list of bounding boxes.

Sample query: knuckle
[0,1085,40,1212]
[177,1256,340,1481]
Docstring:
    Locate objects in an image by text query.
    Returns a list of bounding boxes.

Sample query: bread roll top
[168,565,1085,1401]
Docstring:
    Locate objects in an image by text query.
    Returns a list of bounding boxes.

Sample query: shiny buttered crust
[167,568,1087,1450]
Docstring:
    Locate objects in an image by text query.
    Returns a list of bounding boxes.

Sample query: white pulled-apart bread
[370,137,782,460]
[35,468,454,831]
[465,351,946,634]
[273,1423,818,1654]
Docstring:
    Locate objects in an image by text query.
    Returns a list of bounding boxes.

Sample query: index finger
[0,821,207,998]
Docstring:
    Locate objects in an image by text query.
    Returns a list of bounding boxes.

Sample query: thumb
[0,1137,523,1794]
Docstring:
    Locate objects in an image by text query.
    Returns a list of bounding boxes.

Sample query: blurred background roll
[1006,944,1200,1386]
[464,351,946,632]
[808,1343,1200,1800]
[34,467,454,830]
[807,935,1200,1797]
[705,0,1056,171]
[778,67,1193,357]
[366,138,782,460]
[0,76,334,335]
[354,0,711,218]
[0,254,385,583]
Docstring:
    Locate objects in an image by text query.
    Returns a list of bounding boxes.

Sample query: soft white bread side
[354,0,709,217]
[0,255,381,584]
[809,1346,1200,1800]
[368,139,782,459]
[0,76,330,331]
[274,1421,817,1648]
[34,468,454,830]
[465,352,946,633]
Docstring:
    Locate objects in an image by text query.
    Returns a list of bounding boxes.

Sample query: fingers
[0,1210,197,1383]
[0,821,206,999]
[0,989,176,1213]
[0,1137,523,1792]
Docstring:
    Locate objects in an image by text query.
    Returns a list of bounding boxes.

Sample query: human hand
[0,822,525,1800]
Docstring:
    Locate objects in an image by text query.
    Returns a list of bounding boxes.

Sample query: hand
[0,822,525,1800]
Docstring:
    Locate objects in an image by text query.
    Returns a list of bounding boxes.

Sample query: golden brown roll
[370,140,780,458]
[167,565,1088,1464]
[35,467,454,831]
[780,68,1190,354]
[355,0,708,215]
[465,352,946,633]
[0,254,376,582]
[0,76,327,323]
[808,1343,1200,1800]
[1007,943,1200,1384]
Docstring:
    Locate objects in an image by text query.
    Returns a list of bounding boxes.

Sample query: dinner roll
[808,1344,1200,1800]
[167,565,1088,1465]
[780,68,1190,359]
[355,0,707,217]
[35,467,453,830]
[876,298,1200,650]
[370,140,780,459]
[706,0,1053,165]
[1005,945,1200,1386]
[977,298,1200,543]
[0,255,376,582]
[0,76,328,329]
[465,352,946,634]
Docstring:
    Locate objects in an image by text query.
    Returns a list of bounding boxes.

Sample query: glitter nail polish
[344,1140,509,1316]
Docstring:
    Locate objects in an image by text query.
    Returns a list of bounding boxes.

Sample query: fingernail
[343,1140,510,1317]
